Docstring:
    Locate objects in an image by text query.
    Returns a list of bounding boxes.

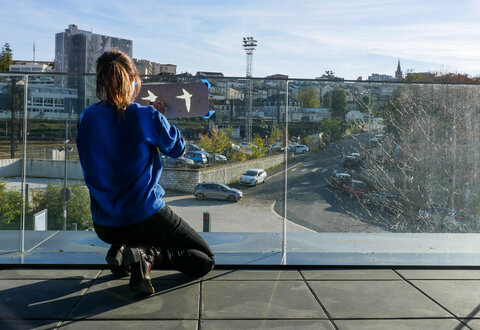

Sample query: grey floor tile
[461,319,480,329]
[202,280,327,319]
[201,319,335,330]
[308,280,451,318]
[98,269,185,281]
[302,269,401,280]
[70,278,200,319]
[61,320,197,329]
[0,279,90,319]
[335,319,465,330]
[397,269,480,280]
[0,320,62,329]
[412,280,480,318]
[204,269,302,281]
[0,268,101,280]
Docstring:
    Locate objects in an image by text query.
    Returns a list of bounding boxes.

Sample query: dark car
[343,155,362,169]
[342,180,369,198]
[194,183,243,202]
[330,172,352,188]
[160,155,194,168]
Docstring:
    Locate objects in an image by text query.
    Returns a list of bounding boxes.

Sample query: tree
[0,43,13,71]
[31,183,92,230]
[331,88,347,119]
[321,119,341,139]
[298,86,320,108]
[199,127,231,162]
[250,137,268,158]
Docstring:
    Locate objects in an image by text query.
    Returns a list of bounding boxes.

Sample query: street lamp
[57,140,73,230]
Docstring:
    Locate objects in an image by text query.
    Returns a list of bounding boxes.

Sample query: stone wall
[0,153,290,193]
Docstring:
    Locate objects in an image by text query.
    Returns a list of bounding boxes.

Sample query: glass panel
[139,75,287,260]
[285,79,480,264]
[0,73,26,253]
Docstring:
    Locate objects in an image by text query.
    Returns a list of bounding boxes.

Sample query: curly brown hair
[96,48,141,113]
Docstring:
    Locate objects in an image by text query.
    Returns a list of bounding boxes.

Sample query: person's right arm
[148,108,185,158]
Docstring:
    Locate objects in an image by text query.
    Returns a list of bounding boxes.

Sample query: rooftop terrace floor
[1,267,480,329]
[2,231,480,329]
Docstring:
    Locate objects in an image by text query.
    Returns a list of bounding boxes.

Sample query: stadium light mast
[242,37,257,141]
[242,37,257,77]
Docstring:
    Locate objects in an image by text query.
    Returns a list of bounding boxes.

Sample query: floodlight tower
[243,37,257,77]
[243,37,257,141]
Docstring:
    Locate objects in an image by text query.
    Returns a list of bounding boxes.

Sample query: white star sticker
[176,88,193,112]
[141,90,158,103]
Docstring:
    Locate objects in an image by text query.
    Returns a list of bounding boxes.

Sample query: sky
[2,0,480,79]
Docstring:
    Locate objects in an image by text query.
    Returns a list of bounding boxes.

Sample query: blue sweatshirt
[76,101,185,227]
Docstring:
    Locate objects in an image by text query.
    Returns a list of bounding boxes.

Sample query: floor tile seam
[199,317,331,320]
[393,279,480,281]
[392,269,472,329]
[303,279,403,281]
[202,279,304,281]
[298,270,339,330]
[63,317,200,321]
[198,277,203,330]
[61,274,99,323]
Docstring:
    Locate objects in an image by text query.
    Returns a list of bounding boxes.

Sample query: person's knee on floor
[166,248,215,277]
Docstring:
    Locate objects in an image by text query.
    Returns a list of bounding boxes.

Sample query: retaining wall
[0,153,290,193]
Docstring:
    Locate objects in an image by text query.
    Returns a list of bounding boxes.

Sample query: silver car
[194,183,243,202]
[240,169,267,186]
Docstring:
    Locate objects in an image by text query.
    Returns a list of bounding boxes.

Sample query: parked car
[351,152,361,158]
[370,137,380,147]
[188,143,204,152]
[194,183,243,202]
[161,155,194,168]
[342,180,369,198]
[186,151,208,164]
[293,144,309,154]
[343,156,362,169]
[330,172,352,188]
[269,142,283,151]
[230,142,241,151]
[214,154,228,162]
[240,142,255,150]
[240,169,267,186]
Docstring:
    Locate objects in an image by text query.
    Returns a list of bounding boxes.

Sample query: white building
[346,110,365,122]
[9,61,53,73]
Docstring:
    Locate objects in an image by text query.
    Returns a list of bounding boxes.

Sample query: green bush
[0,181,22,229]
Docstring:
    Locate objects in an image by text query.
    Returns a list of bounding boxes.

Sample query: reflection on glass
[1,72,480,259]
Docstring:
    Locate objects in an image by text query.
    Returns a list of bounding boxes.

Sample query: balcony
[1,73,480,328]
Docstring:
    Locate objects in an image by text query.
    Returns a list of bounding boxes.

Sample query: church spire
[395,60,403,80]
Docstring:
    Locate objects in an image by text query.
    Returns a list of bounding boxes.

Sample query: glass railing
[1,72,480,265]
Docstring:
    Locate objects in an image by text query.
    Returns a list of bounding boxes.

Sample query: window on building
[33,98,42,106]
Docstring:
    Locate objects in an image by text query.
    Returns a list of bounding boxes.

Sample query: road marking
[322,169,328,173]
[312,168,319,172]
[300,182,309,185]
[301,168,307,172]
[291,168,297,172]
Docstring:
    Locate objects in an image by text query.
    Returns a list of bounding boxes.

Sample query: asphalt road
[242,133,388,233]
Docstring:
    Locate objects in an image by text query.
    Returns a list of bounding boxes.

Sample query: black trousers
[94,205,215,276]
